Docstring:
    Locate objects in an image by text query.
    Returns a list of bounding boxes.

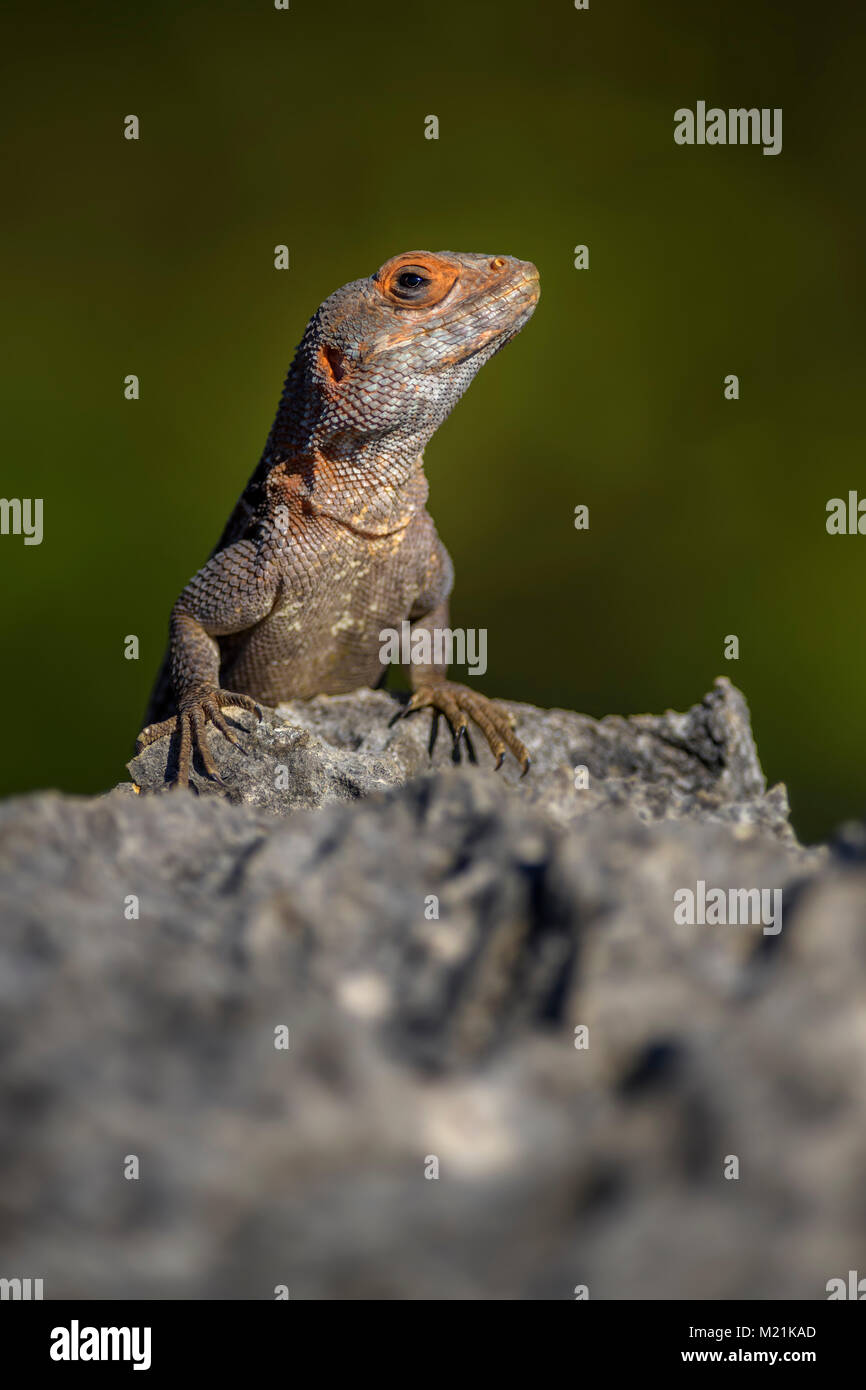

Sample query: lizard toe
[135,717,176,753]
[405,682,529,772]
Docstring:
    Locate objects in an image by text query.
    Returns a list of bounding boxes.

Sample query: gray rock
[127,676,797,837]
[1,680,862,1300]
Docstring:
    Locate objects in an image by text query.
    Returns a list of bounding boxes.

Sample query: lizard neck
[264,361,431,534]
[291,448,429,535]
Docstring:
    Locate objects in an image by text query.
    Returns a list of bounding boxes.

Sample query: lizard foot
[400,681,530,775]
[136,686,262,789]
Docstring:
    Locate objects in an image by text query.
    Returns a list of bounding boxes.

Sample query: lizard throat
[295,450,430,536]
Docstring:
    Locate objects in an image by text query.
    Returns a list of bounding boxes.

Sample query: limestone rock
[0,681,860,1300]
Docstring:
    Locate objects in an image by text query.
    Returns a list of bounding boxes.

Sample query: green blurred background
[1,0,863,842]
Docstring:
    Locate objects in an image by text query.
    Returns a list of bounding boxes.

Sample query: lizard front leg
[136,540,278,788]
[402,596,530,775]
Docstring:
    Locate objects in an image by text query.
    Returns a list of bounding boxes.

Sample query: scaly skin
[138,249,540,788]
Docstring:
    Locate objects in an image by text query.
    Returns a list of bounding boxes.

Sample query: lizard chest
[221,520,425,700]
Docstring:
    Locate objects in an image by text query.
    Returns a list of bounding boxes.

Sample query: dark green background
[1,0,863,842]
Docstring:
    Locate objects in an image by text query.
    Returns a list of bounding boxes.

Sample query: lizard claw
[403,681,530,773]
[136,686,261,789]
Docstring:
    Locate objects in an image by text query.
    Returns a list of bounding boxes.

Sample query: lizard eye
[391,266,433,299]
[376,255,458,307]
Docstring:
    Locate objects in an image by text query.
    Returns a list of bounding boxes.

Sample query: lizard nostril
[490,257,506,270]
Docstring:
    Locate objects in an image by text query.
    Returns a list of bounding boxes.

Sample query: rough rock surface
[127,677,797,836]
[1,679,863,1300]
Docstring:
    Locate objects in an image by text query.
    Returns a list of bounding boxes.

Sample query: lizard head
[300,250,540,453]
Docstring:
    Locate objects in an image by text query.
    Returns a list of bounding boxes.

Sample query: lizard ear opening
[319,344,347,383]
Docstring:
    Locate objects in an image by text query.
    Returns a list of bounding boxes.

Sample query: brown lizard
[138,250,540,788]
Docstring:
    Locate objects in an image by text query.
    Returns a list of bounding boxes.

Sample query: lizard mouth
[429,274,540,368]
[369,270,540,370]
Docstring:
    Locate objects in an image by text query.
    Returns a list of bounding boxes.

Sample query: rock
[127,677,796,837]
[0,680,862,1300]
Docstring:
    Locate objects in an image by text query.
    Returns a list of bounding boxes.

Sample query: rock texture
[1,678,863,1300]
[127,677,796,836]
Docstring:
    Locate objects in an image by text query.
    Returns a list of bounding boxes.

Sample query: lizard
[137,249,540,789]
